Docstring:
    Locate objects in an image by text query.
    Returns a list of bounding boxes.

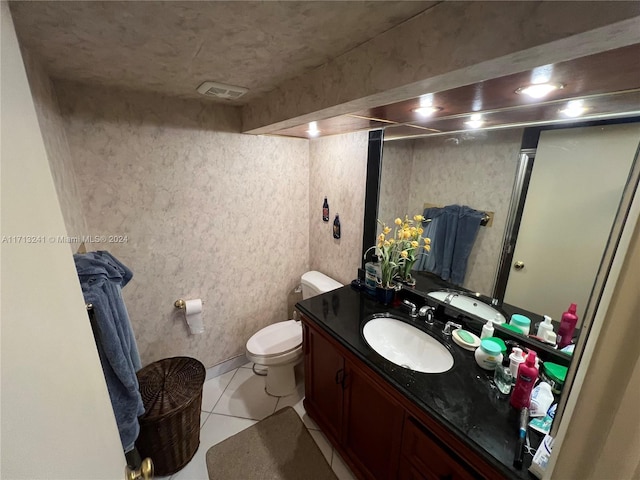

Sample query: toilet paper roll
[184,299,204,334]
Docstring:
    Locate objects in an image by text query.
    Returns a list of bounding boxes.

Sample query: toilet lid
[246,320,302,356]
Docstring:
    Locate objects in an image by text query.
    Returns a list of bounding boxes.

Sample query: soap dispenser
[481,319,494,339]
[537,315,554,342]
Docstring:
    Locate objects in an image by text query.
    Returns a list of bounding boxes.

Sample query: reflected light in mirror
[559,99,588,118]
[464,113,484,129]
[516,82,564,99]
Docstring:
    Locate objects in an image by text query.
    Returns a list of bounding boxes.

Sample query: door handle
[514,261,525,270]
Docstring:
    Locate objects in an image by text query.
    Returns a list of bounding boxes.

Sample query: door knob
[514,261,525,270]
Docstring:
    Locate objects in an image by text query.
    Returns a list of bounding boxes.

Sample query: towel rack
[423,202,493,227]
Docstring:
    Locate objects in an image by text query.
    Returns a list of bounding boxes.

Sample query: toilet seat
[246,320,302,358]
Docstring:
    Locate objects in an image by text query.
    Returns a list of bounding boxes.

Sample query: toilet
[246,271,342,396]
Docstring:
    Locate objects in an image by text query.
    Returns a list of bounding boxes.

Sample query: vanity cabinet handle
[335,369,344,385]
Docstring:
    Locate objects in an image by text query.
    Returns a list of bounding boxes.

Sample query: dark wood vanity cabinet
[302,315,502,480]
[303,319,403,479]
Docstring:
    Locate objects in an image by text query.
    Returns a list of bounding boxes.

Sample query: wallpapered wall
[309,132,369,286]
[55,81,310,368]
[378,140,414,227]
[380,129,523,295]
[22,50,88,243]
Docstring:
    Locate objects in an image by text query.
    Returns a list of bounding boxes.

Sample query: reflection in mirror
[376,121,640,351]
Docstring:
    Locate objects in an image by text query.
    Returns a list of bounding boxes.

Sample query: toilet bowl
[246,271,342,396]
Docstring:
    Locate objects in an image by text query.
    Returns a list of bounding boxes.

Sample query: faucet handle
[401,300,418,318]
[443,321,462,336]
[418,306,435,325]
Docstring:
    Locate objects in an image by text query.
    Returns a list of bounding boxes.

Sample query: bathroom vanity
[297,286,537,480]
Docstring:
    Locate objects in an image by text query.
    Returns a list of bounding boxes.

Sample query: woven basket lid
[137,356,205,420]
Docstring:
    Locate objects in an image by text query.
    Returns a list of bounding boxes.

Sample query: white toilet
[246,271,342,396]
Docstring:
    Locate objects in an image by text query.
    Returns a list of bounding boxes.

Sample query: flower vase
[376,286,396,306]
[400,260,417,286]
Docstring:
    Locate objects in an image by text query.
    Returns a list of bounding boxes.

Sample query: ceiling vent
[197,81,248,100]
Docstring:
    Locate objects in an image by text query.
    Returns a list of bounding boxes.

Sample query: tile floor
[156,361,357,480]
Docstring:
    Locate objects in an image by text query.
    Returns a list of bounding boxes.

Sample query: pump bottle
[510,351,539,410]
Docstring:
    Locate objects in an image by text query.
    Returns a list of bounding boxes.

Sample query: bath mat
[206,406,337,480]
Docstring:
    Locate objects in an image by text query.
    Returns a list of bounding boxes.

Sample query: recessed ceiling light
[412,106,442,117]
[559,99,588,117]
[464,113,484,129]
[306,121,320,137]
[515,82,564,99]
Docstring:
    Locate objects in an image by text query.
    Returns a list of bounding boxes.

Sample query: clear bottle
[494,355,513,394]
[364,256,380,295]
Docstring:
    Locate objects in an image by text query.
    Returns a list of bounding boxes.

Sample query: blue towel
[415,205,484,286]
[74,251,144,452]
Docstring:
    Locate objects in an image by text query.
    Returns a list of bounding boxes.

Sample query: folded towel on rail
[74,251,144,452]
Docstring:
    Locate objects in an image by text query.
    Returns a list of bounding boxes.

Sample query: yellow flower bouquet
[365,214,431,289]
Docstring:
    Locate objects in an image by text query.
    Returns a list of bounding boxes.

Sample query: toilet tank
[301,271,343,299]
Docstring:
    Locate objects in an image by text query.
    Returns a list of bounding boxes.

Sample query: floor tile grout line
[209,368,240,413]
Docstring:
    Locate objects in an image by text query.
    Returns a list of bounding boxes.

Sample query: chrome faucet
[443,321,462,336]
[418,306,435,325]
[443,292,458,304]
[401,300,418,318]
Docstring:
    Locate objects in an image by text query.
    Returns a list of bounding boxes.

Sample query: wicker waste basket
[136,356,206,476]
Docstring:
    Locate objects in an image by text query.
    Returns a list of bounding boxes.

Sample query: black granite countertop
[297,285,540,480]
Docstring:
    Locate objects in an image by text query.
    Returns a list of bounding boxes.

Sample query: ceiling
[9,1,436,103]
[10,1,640,140]
[273,44,640,140]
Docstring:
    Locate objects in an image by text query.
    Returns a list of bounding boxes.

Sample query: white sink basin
[427,291,506,324]
[362,315,454,374]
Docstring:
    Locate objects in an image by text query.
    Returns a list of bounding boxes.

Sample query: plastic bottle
[509,347,526,384]
[481,319,494,339]
[509,314,531,335]
[364,256,380,295]
[537,315,554,340]
[510,351,539,410]
[322,197,329,222]
[474,338,502,370]
[530,382,554,417]
[557,303,578,349]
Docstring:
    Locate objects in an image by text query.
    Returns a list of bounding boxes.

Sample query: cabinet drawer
[401,417,478,480]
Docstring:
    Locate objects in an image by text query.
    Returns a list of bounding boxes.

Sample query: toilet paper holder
[174,299,205,309]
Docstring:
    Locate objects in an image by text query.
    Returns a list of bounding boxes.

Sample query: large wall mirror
[364,119,640,364]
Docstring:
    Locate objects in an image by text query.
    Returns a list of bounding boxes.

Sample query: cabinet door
[401,417,478,480]
[342,360,404,480]
[303,323,345,443]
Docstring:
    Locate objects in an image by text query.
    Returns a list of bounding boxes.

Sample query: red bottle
[557,303,578,349]
[510,351,539,410]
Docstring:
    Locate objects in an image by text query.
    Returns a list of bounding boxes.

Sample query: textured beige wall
[56,81,310,368]
[378,140,413,229]
[309,131,369,285]
[386,129,523,294]
[21,49,88,243]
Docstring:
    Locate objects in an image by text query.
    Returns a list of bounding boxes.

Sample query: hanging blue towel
[74,251,144,452]
[415,205,484,286]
